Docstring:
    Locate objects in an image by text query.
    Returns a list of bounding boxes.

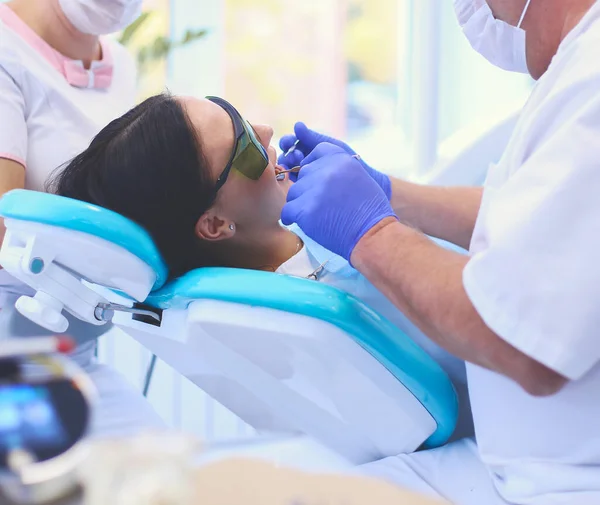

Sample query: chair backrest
[146,267,458,448]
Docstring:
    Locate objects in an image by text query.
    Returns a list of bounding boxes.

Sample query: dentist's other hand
[281,143,396,262]
[278,122,391,199]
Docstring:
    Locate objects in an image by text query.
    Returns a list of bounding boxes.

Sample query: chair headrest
[0,190,169,290]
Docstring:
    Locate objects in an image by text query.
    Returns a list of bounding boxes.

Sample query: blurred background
[119,0,533,177]
[98,0,534,441]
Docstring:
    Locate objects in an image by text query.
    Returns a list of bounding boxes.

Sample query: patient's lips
[275,165,293,196]
[275,165,287,181]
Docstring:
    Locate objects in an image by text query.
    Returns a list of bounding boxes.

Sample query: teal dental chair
[0,189,458,466]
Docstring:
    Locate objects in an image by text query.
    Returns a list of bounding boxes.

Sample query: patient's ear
[195,211,234,242]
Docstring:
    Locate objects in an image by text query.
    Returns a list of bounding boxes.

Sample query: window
[436,0,532,149]
[168,0,411,174]
[166,0,532,178]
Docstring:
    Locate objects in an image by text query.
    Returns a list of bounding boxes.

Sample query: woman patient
[49,93,472,440]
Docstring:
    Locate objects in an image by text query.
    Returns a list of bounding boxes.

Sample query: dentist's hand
[281,143,397,262]
[278,122,391,199]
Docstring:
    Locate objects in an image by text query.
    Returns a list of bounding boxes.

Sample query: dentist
[0,0,164,437]
[280,0,600,503]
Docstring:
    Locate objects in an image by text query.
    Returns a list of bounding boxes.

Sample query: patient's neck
[215,225,302,272]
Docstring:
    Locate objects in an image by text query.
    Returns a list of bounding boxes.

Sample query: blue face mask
[454,0,533,74]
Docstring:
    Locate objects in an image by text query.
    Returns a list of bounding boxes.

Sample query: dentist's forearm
[389,178,483,250]
[351,218,567,397]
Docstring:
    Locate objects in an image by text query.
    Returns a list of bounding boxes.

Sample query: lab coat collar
[555,0,600,57]
[286,223,352,275]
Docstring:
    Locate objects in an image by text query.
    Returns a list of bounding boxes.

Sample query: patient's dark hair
[47,93,216,279]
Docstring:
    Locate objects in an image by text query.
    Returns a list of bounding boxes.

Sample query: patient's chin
[276,173,293,196]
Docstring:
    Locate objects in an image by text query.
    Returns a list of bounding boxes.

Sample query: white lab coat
[362,2,600,504]
[0,5,164,438]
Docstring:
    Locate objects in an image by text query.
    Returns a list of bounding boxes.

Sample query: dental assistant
[280,0,600,503]
[0,0,164,436]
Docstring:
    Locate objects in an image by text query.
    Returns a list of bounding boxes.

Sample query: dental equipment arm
[0,345,95,505]
[389,180,482,251]
[351,218,567,397]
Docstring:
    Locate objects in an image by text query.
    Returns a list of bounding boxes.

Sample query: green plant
[118,11,208,70]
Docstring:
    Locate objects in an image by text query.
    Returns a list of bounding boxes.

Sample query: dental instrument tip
[283,139,300,157]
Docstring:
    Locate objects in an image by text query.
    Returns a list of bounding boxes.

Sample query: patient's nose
[252,124,274,149]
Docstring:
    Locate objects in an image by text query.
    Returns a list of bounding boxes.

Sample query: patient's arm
[389,178,482,251]
[192,459,446,504]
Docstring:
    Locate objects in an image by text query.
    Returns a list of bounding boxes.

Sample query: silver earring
[229,224,235,231]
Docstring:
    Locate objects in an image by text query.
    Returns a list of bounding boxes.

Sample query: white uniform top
[0,3,135,291]
[463,2,600,503]
[278,224,474,442]
[0,4,135,187]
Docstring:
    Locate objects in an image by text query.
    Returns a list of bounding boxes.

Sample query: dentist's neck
[7,0,101,67]
[560,0,597,41]
[526,0,596,79]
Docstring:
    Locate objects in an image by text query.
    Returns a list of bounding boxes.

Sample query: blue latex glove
[282,143,397,262]
[278,122,392,199]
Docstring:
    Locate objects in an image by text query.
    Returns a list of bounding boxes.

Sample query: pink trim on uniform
[0,4,114,89]
[0,4,61,73]
[0,152,26,169]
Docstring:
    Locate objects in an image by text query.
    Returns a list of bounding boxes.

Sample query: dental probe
[275,166,301,181]
[283,139,300,157]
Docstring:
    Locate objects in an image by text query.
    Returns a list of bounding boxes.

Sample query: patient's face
[182,97,292,232]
